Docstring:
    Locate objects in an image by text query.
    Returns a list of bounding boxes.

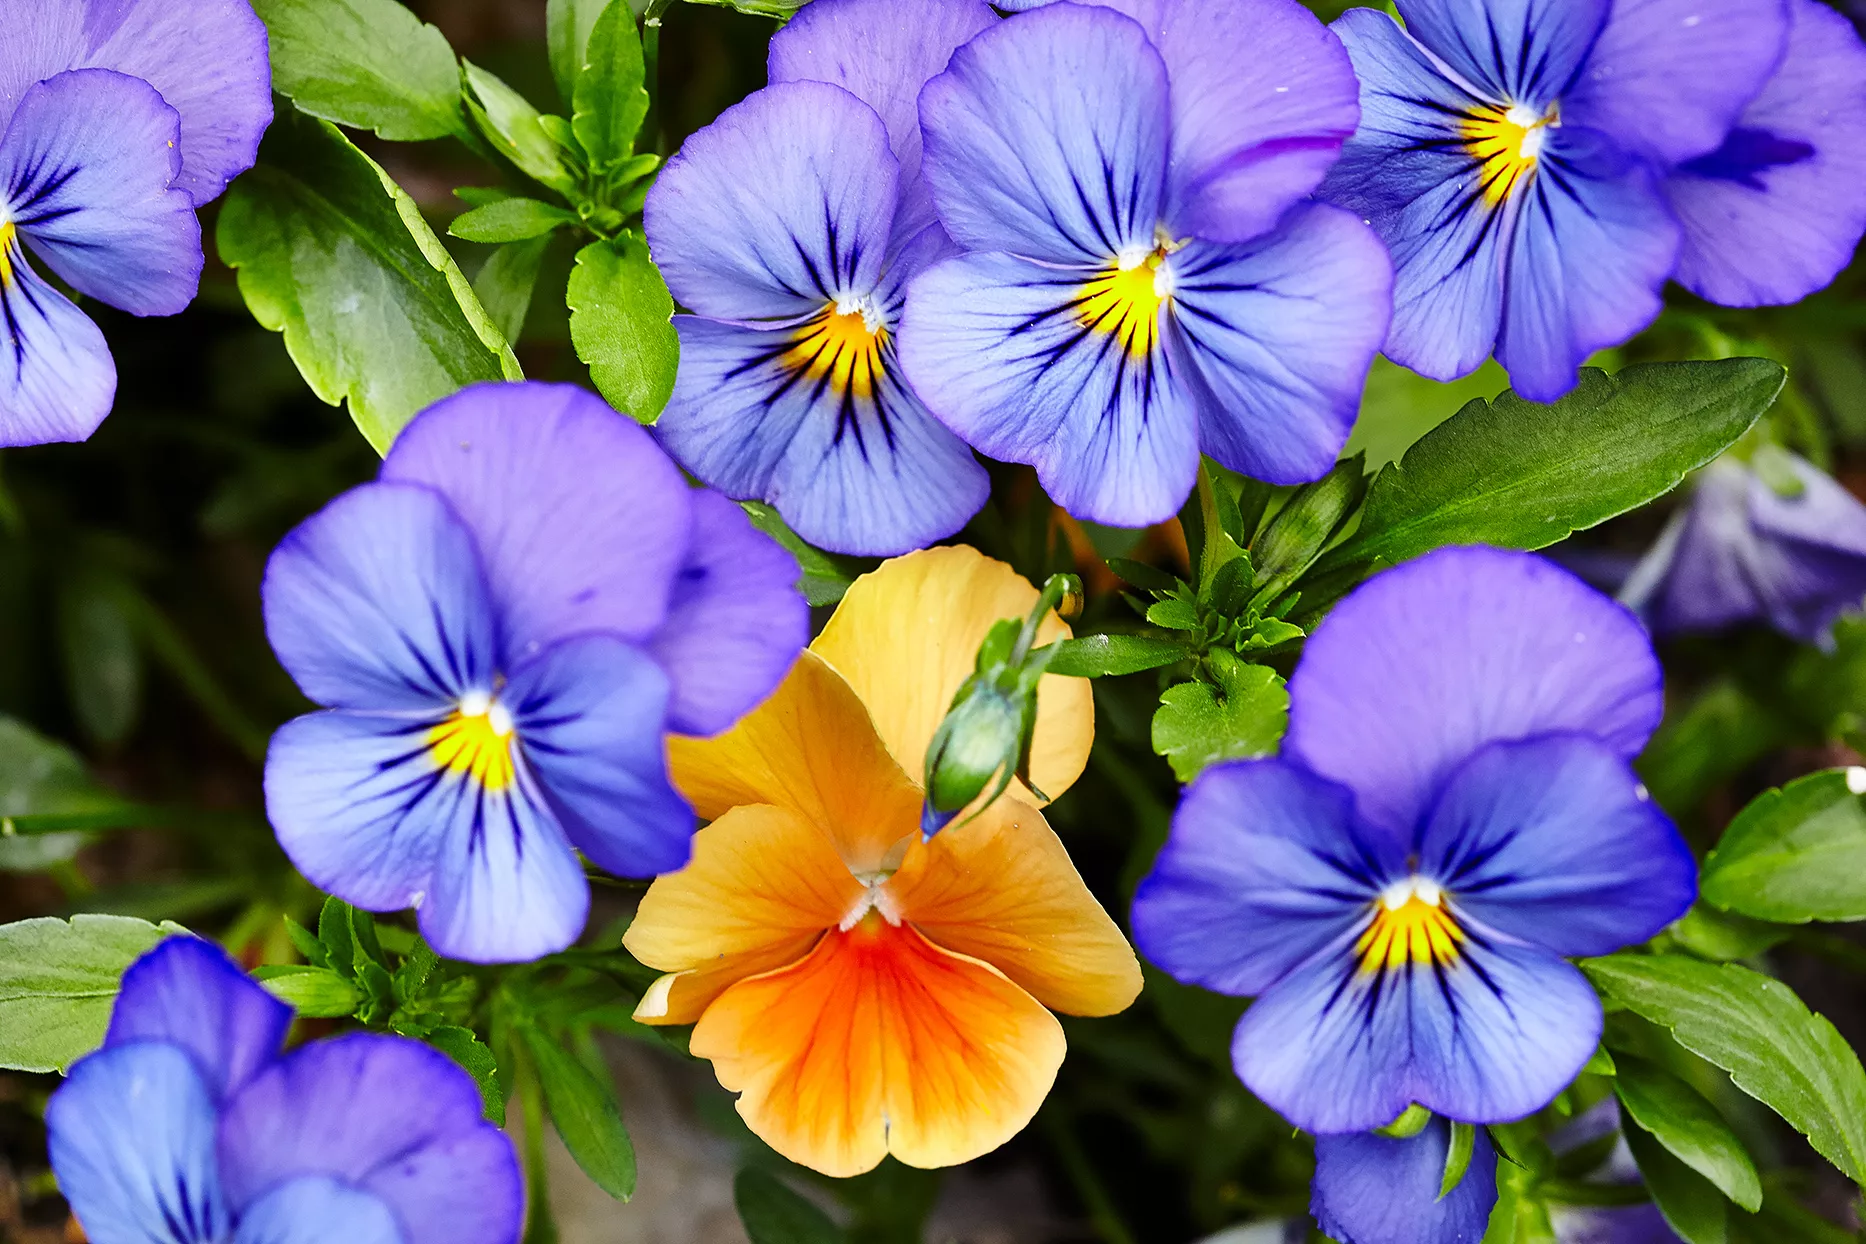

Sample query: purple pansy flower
[0,0,270,445]
[47,937,521,1244]
[1132,547,1696,1237]
[642,0,993,557]
[1311,1118,1498,1244]
[261,381,809,964]
[1318,0,1811,403]
[1623,451,1866,647]
[897,0,1393,527]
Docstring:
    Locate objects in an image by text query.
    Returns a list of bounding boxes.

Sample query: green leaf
[450,198,578,244]
[254,965,363,1018]
[1441,1122,1477,1199]
[519,1025,636,1201]
[1637,681,1787,820]
[57,573,142,746]
[473,235,553,347]
[426,1025,505,1125]
[464,63,578,196]
[251,0,467,141]
[0,916,181,1072]
[573,1,650,174]
[734,1168,844,1244]
[1614,1055,1762,1211]
[681,0,810,16]
[219,113,522,454]
[1044,633,1193,678]
[1319,360,1785,574]
[1701,769,1866,923]
[1151,650,1288,782]
[318,896,358,981]
[547,0,612,104]
[0,716,119,872]
[1668,905,1791,964]
[738,502,859,607]
[1624,1116,1730,1244]
[1252,454,1367,598]
[1144,596,1201,632]
[567,236,679,422]
[1583,954,1866,1184]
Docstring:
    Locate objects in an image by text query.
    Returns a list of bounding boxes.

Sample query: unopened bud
[921,679,1026,837]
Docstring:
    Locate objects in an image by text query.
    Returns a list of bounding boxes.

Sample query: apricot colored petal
[691,920,1065,1178]
[622,803,857,1013]
[810,546,1092,804]
[667,650,921,874]
[890,798,1140,1017]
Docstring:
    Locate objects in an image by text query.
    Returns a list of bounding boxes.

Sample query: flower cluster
[1,0,270,444]
[48,937,521,1244]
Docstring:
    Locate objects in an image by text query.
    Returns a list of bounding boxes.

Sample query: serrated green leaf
[567,235,678,422]
[1151,650,1287,782]
[1624,1116,1730,1244]
[450,198,578,244]
[255,965,363,1018]
[218,114,522,454]
[735,1168,844,1244]
[1584,954,1866,1185]
[427,1025,505,1125]
[1320,360,1785,574]
[0,716,118,873]
[1615,1055,1762,1211]
[573,1,650,173]
[520,1024,636,1201]
[463,63,578,195]
[1702,769,1866,923]
[0,916,180,1072]
[1044,633,1193,678]
[251,0,467,141]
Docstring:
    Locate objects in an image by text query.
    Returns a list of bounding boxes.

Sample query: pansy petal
[381,382,693,662]
[505,633,693,879]
[669,649,922,876]
[918,3,1169,263]
[1132,758,1385,999]
[105,937,290,1101]
[768,0,995,250]
[0,1,83,126]
[1312,1119,1499,1244]
[1233,928,1599,1131]
[692,920,1064,1178]
[0,244,115,446]
[76,0,272,203]
[1286,546,1664,844]
[624,803,857,1023]
[231,1178,403,1244]
[657,316,989,558]
[1322,10,1511,383]
[1565,0,1786,167]
[810,546,1093,806]
[218,1034,522,1244]
[890,797,1140,1017]
[47,1042,227,1244]
[1393,0,1608,107]
[644,489,808,737]
[1667,0,1866,307]
[1172,204,1392,485]
[262,482,496,712]
[645,82,898,322]
[1423,736,1696,957]
[899,249,1203,526]
[1497,129,1680,403]
[263,710,453,913]
[1,70,201,315]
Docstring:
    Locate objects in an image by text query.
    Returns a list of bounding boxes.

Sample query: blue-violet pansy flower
[0,0,270,444]
[1319,0,1793,403]
[1132,546,1695,1141]
[898,0,1394,527]
[48,936,521,1244]
[1623,449,1866,647]
[642,0,993,557]
[261,381,809,964]
[1310,1117,1498,1244]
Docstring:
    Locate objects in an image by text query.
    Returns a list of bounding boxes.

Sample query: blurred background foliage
[4,2,1866,1243]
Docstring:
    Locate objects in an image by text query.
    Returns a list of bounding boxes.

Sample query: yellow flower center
[0,221,16,289]
[1465,102,1558,204]
[1355,877,1464,974]
[427,693,516,791]
[784,302,887,399]
[1076,250,1171,360]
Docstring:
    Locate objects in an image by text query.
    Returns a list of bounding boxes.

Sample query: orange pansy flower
[625,546,1141,1177]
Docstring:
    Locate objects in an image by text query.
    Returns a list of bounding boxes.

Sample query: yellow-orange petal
[691,915,1065,1178]
[667,650,920,875]
[623,803,856,1021]
[888,797,1142,1017]
[810,546,1093,806]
